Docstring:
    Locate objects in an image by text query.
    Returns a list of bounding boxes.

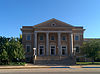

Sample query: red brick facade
[21,18,85,64]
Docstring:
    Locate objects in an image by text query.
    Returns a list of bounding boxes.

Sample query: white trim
[23,32,33,34]
[21,28,33,31]
[74,34,80,41]
[26,34,31,40]
[46,32,49,55]
[50,45,56,55]
[73,29,83,30]
[34,31,72,33]
[74,33,82,35]
[34,32,37,55]
[61,45,67,55]
[34,27,73,28]
[26,45,31,52]
[38,45,45,56]
[51,23,56,27]
[58,32,61,55]
[70,34,73,56]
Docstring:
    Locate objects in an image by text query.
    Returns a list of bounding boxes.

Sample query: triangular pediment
[34,18,73,27]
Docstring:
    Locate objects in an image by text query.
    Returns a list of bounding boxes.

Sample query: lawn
[76,62,100,65]
[0,62,26,66]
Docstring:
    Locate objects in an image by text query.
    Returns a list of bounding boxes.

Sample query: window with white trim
[50,46,56,55]
[26,34,31,40]
[62,36,66,40]
[40,35,43,40]
[51,36,55,40]
[62,46,67,55]
[26,45,31,52]
[39,46,44,55]
[51,23,56,27]
[75,35,79,40]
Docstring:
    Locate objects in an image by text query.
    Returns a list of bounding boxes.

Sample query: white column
[70,33,73,56]
[58,32,61,55]
[46,32,49,55]
[34,32,37,55]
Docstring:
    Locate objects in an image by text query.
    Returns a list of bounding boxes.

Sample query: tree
[81,40,100,63]
[5,37,25,62]
[0,36,25,64]
[0,49,8,64]
[0,36,8,54]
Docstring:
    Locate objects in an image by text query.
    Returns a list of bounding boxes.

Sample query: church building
[21,18,85,65]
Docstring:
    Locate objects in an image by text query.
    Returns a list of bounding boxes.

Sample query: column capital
[46,32,49,34]
[34,32,37,34]
[58,32,61,34]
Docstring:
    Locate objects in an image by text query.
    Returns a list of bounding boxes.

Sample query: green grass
[0,62,26,66]
[76,62,100,65]
[9,62,26,66]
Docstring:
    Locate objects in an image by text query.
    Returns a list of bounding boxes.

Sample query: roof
[33,18,73,27]
[84,38,100,42]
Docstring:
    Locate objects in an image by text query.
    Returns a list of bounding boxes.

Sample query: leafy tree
[0,49,9,64]
[0,36,8,54]
[5,37,25,62]
[81,40,100,63]
[0,49,8,60]
[0,36,25,64]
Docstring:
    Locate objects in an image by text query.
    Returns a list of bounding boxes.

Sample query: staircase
[34,56,76,65]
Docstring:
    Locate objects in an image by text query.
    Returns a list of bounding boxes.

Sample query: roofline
[33,18,74,27]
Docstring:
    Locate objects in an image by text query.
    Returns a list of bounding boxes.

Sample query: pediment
[34,18,73,27]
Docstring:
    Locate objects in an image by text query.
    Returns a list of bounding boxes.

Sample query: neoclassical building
[21,18,85,65]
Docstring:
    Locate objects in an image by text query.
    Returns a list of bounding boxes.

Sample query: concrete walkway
[0,64,100,69]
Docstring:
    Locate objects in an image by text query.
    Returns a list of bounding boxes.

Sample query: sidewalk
[0,64,100,69]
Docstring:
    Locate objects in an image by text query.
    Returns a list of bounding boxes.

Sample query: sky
[0,0,100,38]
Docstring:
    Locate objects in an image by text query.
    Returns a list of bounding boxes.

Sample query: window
[26,45,31,52]
[39,46,44,55]
[40,35,43,40]
[51,23,56,26]
[75,35,79,40]
[26,34,31,40]
[51,36,54,40]
[76,47,80,53]
[50,46,56,55]
[62,46,67,55]
[62,36,66,40]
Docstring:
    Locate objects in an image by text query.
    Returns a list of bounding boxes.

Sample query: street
[0,68,100,74]
[0,72,100,74]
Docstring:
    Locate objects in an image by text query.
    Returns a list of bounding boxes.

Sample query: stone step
[34,57,75,65]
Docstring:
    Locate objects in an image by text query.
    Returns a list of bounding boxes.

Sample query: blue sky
[0,0,100,38]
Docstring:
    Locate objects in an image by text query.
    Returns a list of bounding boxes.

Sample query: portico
[34,31,73,56]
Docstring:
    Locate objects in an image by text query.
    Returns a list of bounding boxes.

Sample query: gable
[33,18,73,27]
